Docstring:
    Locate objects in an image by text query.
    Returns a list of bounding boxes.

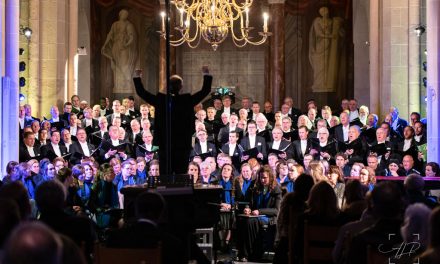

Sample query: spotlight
[19,77,26,87]
[19,61,26,72]
[19,26,32,40]
[423,61,427,72]
[423,77,427,87]
[414,25,425,37]
[19,94,26,102]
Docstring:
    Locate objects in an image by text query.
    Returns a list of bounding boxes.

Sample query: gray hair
[401,203,431,248]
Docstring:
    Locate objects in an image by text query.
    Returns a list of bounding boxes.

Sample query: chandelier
[158,0,271,51]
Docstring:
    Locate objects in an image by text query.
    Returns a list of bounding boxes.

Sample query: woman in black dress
[236,165,282,261]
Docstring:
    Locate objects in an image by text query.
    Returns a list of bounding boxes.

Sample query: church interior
[0,0,440,263]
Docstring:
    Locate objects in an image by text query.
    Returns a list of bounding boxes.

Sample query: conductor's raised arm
[133,69,158,106]
[191,66,213,106]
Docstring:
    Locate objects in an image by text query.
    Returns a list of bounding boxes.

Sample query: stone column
[159,0,166,90]
[268,0,285,111]
[408,0,421,115]
[427,0,440,161]
[369,0,380,116]
[1,0,19,174]
[158,0,177,91]
[353,0,370,106]
[68,0,78,97]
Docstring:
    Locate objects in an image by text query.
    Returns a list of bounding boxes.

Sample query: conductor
[133,66,213,174]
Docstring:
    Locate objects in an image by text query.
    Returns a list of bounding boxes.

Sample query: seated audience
[106,191,185,263]
[293,181,345,263]
[404,174,438,209]
[274,173,314,264]
[346,181,404,264]
[35,180,96,260]
[419,207,440,263]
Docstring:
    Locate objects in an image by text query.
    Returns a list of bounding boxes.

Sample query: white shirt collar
[272,140,281,149]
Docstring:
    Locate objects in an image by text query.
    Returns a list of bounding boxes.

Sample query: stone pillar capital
[267,0,285,5]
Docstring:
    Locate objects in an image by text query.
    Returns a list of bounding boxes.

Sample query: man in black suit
[136,104,155,130]
[283,97,302,127]
[47,106,68,128]
[81,107,99,133]
[19,132,42,162]
[334,112,350,143]
[343,125,368,164]
[292,126,312,165]
[281,116,298,141]
[241,96,253,116]
[413,121,426,145]
[90,116,110,146]
[215,95,238,120]
[134,66,212,174]
[389,106,408,139]
[40,130,69,161]
[268,127,293,160]
[99,126,129,163]
[367,127,393,172]
[106,191,185,264]
[126,119,143,145]
[99,97,113,117]
[125,95,141,120]
[334,98,349,117]
[190,129,217,160]
[348,99,359,122]
[60,102,73,124]
[18,105,26,133]
[309,119,328,139]
[106,100,130,130]
[395,126,418,153]
[135,130,159,161]
[310,127,337,163]
[367,154,386,176]
[255,113,273,143]
[379,122,402,146]
[69,128,95,165]
[240,121,267,162]
[263,101,275,124]
[221,131,244,170]
[23,104,40,127]
[217,113,243,146]
[249,101,260,121]
[70,94,81,114]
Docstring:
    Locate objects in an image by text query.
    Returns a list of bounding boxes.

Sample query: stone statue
[309,7,344,92]
[102,9,137,93]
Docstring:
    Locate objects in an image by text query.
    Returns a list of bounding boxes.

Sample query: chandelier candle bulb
[245,7,249,28]
[211,4,215,23]
[179,8,184,27]
[160,12,166,33]
[263,13,268,33]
